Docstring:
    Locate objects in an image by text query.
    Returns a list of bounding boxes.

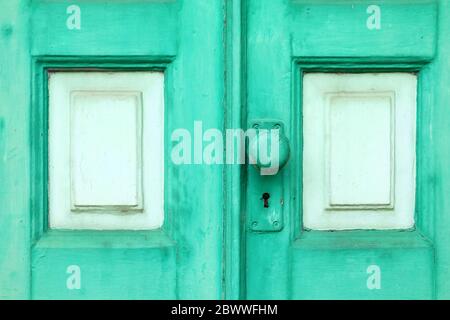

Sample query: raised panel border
[324,91,395,210]
[31,55,175,245]
[69,89,144,212]
[302,72,416,230]
[291,57,435,257]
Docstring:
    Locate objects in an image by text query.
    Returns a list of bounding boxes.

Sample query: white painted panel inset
[71,91,142,209]
[303,73,416,230]
[49,72,164,230]
[327,93,393,208]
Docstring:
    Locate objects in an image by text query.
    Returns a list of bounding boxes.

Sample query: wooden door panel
[0,0,225,299]
[245,0,448,300]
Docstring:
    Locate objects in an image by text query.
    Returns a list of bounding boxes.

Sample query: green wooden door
[2,0,450,300]
[0,0,224,299]
[245,0,450,299]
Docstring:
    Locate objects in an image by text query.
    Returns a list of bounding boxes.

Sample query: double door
[1,0,449,299]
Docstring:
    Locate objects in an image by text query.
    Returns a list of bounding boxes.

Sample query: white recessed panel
[327,93,393,208]
[71,91,142,209]
[49,72,164,230]
[303,73,416,230]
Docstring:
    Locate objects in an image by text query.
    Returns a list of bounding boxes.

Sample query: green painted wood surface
[224,0,245,300]
[431,0,450,299]
[2,0,450,299]
[290,1,437,59]
[244,0,449,300]
[0,0,31,299]
[31,1,178,56]
[2,0,225,299]
[30,0,224,299]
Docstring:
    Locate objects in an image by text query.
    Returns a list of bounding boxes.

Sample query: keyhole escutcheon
[262,193,270,208]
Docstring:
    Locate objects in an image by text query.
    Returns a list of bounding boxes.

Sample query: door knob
[248,120,290,175]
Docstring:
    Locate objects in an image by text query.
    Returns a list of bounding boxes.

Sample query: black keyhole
[261,193,270,208]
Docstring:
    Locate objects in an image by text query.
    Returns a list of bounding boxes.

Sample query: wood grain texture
[0,0,31,299]
[31,0,178,56]
[432,0,450,299]
[290,1,437,59]
[26,0,225,299]
[245,0,441,299]
[2,0,450,300]
[224,0,245,299]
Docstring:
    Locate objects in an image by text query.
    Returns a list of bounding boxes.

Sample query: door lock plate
[247,120,286,232]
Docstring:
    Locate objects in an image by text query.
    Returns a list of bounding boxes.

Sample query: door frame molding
[30,56,175,245]
[223,0,246,300]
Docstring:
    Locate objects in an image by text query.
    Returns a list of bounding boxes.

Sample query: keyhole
[262,193,270,208]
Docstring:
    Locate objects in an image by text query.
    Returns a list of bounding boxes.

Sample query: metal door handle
[247,120,290,175]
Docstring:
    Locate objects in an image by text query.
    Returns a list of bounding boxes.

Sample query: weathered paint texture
[0,0,31,299]
[1,0,224,299]
[244,0,448,300]
[1,0,450,300]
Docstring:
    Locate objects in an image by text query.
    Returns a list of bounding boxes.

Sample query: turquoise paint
[0,0,31,299]
[223,0,245,300]
[289,1,437,59]
[431,0,450,299]
[33,247,177,299]
[1,0,450,299]
[31,1,178,56]
[1,0,225,299]
[245,0,447,300]
[290,231,434,299]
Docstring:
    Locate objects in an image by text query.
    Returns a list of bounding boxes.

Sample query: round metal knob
[248,124,290,175]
